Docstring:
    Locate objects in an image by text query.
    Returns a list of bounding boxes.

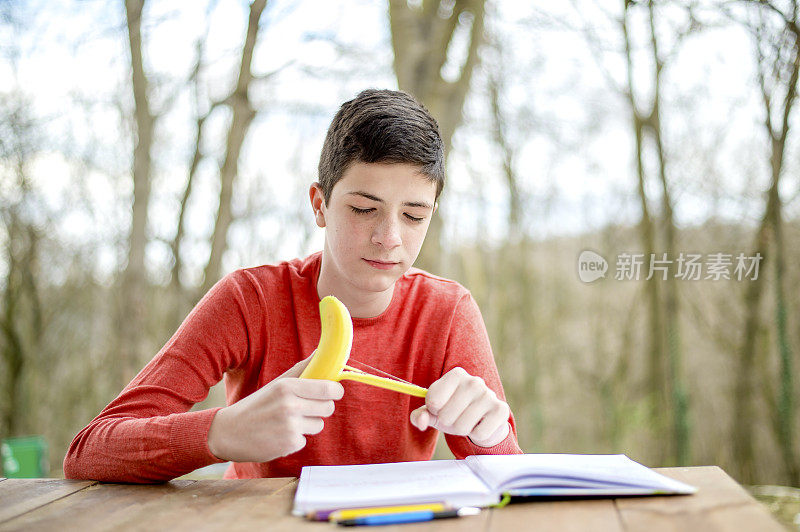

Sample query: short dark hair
[317,89,445,204]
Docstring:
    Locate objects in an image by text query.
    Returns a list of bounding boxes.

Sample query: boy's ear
[433,201,438,214]
[309,183,327,228]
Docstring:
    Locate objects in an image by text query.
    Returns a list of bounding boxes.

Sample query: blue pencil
[336,507,481,526]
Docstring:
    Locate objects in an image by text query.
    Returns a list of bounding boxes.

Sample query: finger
[470,421,510,447]
[296,397,336,418]
[280,353,316,378]
[470,408,510,445]
[425,413,452,433]
[410,406,429,430]
[436,379,487,428]
[426,368,467,414]
[299,415,326,436]
[289,378,345,400]
[413,408,442,432]
[448,399,489,437]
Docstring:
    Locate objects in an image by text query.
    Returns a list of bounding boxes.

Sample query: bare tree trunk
[621,0,668,459]
[769,4,800,487]
[771,168,799,486]
[767,21,800,485]
[484,59,542,448]
[389,0,486,273]
[168,114,202,319]
[734,175,774,485]
[201,0,266,294]
[170,41,210,294]
[647,0,689,466]
[604,289,638,451]
[735,0,800,484]
[653,116,689,466]
[1,215,26,438]
[170,99,219,329]
[487,64,521,239]
[0,113,44,438]
[119,0,155,385]
[0,32,45,440]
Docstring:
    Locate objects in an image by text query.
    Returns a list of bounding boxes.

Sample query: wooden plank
[487,498,623,532]
[0,479,96,524]
[0,479,194,531]
[207,478,303,532]
[2,477,488,532]
[125,478,298,531]
[615,466,784,532]
[0,478,294,532]
[262,480,491,532]
[0,468,785,531]
[296,480,490,532]
[168,479,491,531]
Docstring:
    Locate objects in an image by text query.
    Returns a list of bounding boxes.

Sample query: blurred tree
[577,0,667,457]
[168,10,217,328]
[388,0,486,273]
[486,44,522,239]
[4,0,800,486]
[580,0,696,465]
[641,0,691,467]
[119,0,155,385]
[0,95,43,439]
[0,2,130,469]
[481,23,542,449]
[733,0,800,486]
[120,0,271,350]
[201,0,268,295]
[621,3,667,461]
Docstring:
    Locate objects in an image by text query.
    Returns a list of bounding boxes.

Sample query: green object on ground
[1,436,49,478]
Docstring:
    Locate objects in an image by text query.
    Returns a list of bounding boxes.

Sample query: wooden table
[0,467,785,531]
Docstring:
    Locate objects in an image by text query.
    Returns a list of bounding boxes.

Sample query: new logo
[578,250,608,283]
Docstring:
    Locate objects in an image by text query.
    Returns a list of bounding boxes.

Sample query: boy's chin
[356,273,400,294]
[353,264,406,292]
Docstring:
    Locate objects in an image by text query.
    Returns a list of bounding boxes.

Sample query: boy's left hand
[409,367,510,447]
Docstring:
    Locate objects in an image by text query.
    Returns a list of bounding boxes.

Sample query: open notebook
[293,454,697,515]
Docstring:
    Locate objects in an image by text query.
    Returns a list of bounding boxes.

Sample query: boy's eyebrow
[346,191,433,210]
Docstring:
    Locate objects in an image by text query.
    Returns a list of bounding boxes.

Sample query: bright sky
[2,0,794,284]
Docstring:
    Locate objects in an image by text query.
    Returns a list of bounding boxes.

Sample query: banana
[300,295,353,380]
[301,295,427,398]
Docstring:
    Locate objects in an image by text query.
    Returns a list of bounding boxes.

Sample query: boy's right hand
[207,356,344,463]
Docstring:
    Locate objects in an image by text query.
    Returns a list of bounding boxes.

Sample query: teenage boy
[64,89,522,483]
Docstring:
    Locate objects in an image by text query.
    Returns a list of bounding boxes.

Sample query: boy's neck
[316,254,395,319]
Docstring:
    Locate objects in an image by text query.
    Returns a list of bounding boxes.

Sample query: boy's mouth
[363,258,399,270]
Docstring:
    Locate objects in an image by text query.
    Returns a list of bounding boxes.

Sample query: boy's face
[311,162,437,296]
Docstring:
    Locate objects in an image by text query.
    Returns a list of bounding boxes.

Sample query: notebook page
[465,454,696,494]
[293,459,497,515]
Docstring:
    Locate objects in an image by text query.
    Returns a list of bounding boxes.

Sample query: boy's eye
[349,205,424,222]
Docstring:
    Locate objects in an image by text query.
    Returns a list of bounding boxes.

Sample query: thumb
[410,406,439,431]
[280,352,315,379]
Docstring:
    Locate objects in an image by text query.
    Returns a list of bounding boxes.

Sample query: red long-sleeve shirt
[64,252,522,483]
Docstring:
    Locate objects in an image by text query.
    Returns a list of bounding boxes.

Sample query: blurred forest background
[1,0,800,490]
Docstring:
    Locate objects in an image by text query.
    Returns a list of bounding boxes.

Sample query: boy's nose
[372,216,402,249]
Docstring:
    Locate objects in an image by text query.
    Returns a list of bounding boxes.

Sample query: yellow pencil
[328,503,448,521]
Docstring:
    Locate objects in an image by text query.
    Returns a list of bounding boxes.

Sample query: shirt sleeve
[63,270,261,483]
[441,292,524,458]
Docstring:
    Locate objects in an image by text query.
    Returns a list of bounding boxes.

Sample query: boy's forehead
[345,190,434,210]
[335,162,437,202]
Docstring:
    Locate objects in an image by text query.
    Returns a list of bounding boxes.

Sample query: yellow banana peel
[300,295,427,398]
